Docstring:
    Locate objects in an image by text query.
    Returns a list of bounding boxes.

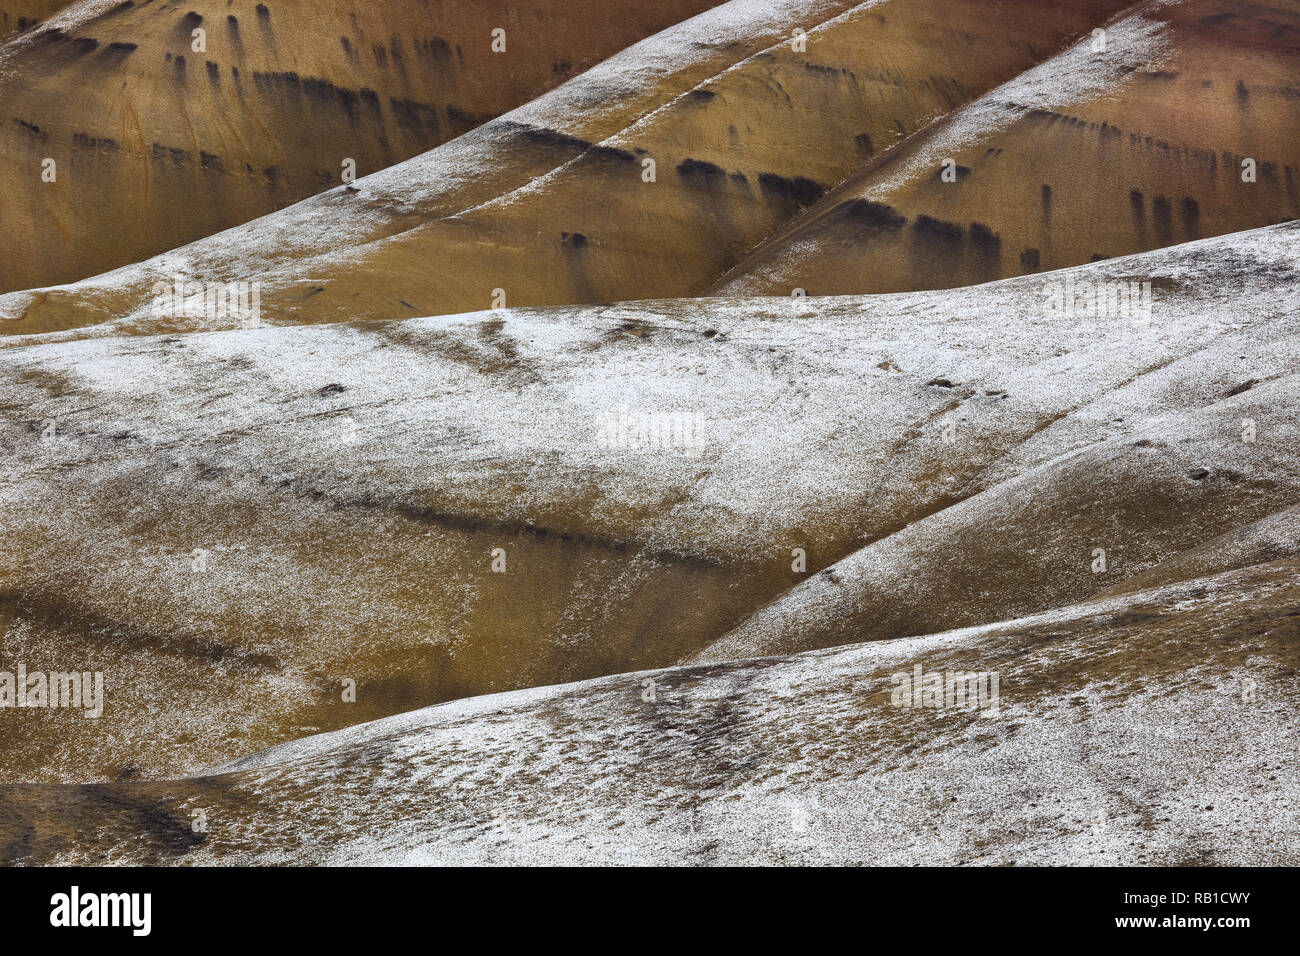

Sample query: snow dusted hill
[0,221,1295,788]
[2,554,1296,865]
[0,0,1294,873]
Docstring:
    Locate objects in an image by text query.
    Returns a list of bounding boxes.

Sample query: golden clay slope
[0,0,726,293]
[2,556,1297,865]
[0,222,1295,785]
[0,0,64,39]
[0,0,1135,332]
[714,0,1300,296]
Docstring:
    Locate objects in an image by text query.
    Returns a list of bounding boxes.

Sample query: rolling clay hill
[0,221,1294,791]
[713,0,1300,296]
[0,0,1135,335]
[0,0,1296,869]
[0,0,727,293]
